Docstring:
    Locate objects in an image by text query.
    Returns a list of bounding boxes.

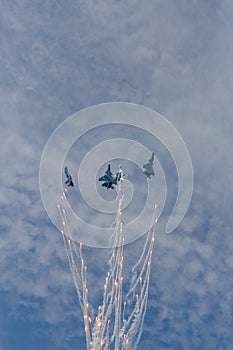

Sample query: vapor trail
[58,191,157,349]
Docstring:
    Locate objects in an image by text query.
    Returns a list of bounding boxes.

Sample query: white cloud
[0,0,233,348]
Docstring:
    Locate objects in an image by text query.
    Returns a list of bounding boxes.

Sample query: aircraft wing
[143,163,150,171]
[99,175,109,182]
[150,168,155,176]
[65,179,74,186]
[144,168,154,176]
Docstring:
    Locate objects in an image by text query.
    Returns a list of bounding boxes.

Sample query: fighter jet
[64,166,74,187]
[143,152,155,178]
[99,164,117,189]
[115,164,128,182]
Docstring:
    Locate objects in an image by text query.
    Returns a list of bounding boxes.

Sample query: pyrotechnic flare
[57,191,157,350]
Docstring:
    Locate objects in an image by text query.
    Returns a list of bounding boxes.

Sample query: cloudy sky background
[1,1,233,349]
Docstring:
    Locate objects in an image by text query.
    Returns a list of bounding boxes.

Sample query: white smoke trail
[57,192,157,350]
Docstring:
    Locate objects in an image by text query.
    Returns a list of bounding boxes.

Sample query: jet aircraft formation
[64,152,155,190]
[98,152,155,190]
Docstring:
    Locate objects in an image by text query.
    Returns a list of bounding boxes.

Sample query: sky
[1,0,233,349]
